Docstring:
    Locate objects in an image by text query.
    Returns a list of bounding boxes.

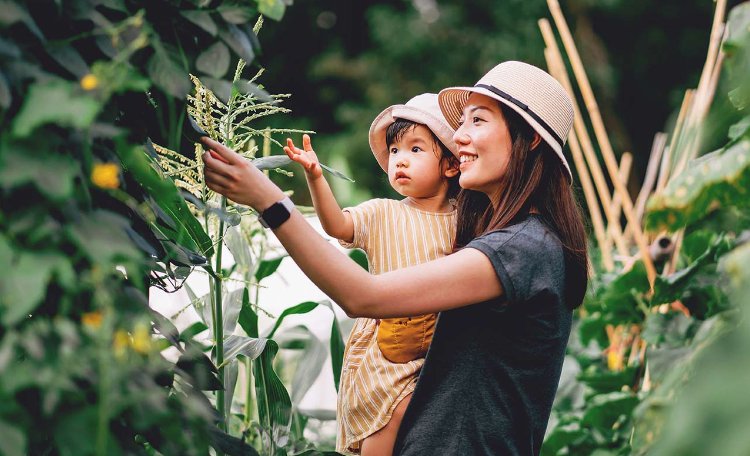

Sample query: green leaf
[238,288,259,338]
[0,240,74,325]
[646,139,750,231]
[253,340,292,452]
[223,335,267,362]
[266,301,318,338]
[257,0,286,21]
[68,210,142,263]
[254,255,285,282]
[581,391,638,433]
[321,300,345,392]
[224,227,254,271]
[0,149,77,200]
[181,10,218,36]
[320,162,355,182]
[176,349,223,391]
[148,49,190,99]
[11,80,101,137]
[180,321,209,343]
[598,261,650,324]
[251,155,292,170]
[275,326,326,406]
[0,419,26,456]
[348,249,369,271]
[117,142,213,257]
[577,365,638,394]
[219,24,256,64]
[197,41,231,79]
[219,5,256,24]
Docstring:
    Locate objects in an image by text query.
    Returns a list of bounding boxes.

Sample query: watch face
[260,197,293,229]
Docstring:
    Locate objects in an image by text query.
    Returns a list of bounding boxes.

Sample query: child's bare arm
[284,135,354,243]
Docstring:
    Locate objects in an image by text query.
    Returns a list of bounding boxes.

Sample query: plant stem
[215,197,227,431]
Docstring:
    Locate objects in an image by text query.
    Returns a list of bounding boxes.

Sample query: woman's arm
[201,137,503,318]
[284,135,354,242]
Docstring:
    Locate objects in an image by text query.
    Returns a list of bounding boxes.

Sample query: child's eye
[390,147,398,154]
[411,146,422,153]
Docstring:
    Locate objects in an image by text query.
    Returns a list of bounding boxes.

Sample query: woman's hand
[201,137,286,210]
[284,134,322,179]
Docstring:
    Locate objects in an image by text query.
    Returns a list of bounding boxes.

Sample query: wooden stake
[538,18,629,261]
[603,152,632,254]
[544,47,614,271]
[625,133,666,242]
[546,0,657,287]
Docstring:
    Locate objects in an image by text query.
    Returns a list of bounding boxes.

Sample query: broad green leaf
[0,246,74,325]
[251,155,292,170]
[646,139,750,231]
[116,142,213,257]
[180,321,209,343]
[257,0,286,21]
[581,391,638,433]
[222,288,246,336]
[0,149,77,200]
[176,349,223,391]
[598,261,649,324]
[576,365,638,394]
[266,301,318,338]
[253,340,292,452]
[238,288,259,338]
[180,10,218,36]
[197,41,231,79]
[68,210,142,263]
[541,421,587,456]
[148,48,190,99]
[275,326,326,406]
[218,5,256,24]
[348,249,369,271]
[224,227,254,272]
[254,255,286,282]
[219,24,255,64]
[223,335,267,362]
[0,419,26,456]
[11,80,101,137]
[320,300,345,392]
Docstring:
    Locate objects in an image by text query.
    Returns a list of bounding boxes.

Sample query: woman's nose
[453,126,469,145]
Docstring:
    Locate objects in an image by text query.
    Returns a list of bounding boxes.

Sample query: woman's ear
[443,156,460,178]
[531,133,542,150]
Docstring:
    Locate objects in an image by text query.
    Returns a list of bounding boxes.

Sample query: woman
[202,61,588,455]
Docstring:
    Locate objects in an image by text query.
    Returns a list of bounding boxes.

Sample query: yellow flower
[80,74,99,91]
[131,323,152,354]
[113,329,130,358]
[607,350,624,371]
[91,163,120,189]
[81,311,103,329]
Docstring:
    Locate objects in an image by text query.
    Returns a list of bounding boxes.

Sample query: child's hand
[284,134,322,179]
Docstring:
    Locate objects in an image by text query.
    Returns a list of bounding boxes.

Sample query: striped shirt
[336,198,456,454]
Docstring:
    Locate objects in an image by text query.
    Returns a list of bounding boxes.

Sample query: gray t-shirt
[393,214,572,456]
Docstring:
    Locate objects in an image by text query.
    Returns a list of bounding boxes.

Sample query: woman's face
[453,93,513,195]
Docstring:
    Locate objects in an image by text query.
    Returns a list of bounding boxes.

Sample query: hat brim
[369,105,459,173]
[438,86,572,180]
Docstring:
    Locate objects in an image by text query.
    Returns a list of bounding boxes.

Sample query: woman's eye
[473,116,483,123]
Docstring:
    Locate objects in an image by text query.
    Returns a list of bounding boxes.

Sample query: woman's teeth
[459,155,477,163]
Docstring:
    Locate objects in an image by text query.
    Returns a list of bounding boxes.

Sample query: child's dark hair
[385,118,460,198]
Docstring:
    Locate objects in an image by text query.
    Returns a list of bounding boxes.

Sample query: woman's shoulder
[471,215,562,252]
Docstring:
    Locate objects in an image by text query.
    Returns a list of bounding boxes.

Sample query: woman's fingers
[201,151,235,179]
[200,137,242,165]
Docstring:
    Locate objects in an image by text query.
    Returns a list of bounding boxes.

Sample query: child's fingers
[302,134,314,152]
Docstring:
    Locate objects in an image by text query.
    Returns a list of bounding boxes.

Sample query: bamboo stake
[544,47,614,271]
[603,152,632,254]
[538,18,629,261]
[546,0,656,287]
[658,90,694,193]
[632,133,667,231]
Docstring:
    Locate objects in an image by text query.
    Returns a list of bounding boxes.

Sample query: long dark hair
[452,103,589,308]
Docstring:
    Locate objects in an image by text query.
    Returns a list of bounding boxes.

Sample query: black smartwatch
[258,196,294,229]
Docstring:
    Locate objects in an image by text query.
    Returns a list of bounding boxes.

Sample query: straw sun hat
[438,61,575,179]
[369,93,458,173]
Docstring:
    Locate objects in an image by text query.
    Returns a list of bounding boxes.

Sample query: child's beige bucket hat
[369,93,458,173]
[438,61,574,179]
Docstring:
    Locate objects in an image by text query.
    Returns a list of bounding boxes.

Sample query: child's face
[453,93,512,195]
[387,124,453,199]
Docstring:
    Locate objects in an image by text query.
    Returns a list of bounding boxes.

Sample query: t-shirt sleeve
[465,222,563,306]
[338,199,380,250]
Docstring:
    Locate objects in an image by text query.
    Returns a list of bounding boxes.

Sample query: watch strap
[258,196,294,229]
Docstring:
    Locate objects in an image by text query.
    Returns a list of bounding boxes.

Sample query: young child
[284,93,459,455]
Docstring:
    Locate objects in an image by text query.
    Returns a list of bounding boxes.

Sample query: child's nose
[396,155,409,167]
